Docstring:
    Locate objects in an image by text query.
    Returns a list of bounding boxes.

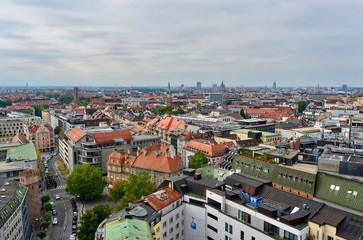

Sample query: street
[46,153,74,240]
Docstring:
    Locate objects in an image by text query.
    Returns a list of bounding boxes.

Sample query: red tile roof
[92,130,133,144]
[107,150,136,167]
[144,186,182,211]
[132,144,184,173]
[155,116,185,133]
[184,140,225,157]
[66,127,87,143]
[28,125,40,134]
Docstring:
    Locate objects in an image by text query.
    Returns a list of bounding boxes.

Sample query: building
[73,87,79,101]
[152,116,186,145]
[0,180,31,240]
[106,150,136,184]
[131,144,184,186]
[0,116,42,143]
[272,81,277,90]
[59,127,160,173]
[19,169,40,229]
[219,81,226,92]
[197,82,202,88]
[208,93,224,103]
[182,139,226,167]
[231,129,281,143]
[236,118,276,132]
[25,124,54,152]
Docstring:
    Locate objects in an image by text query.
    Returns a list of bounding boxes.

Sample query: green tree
[239,109,251,119]
[41,195,50,203]
[225,100,233,105]
[43,213,51,222]
[54,126,61,135]
[117,172,155,210]
[93,204,113,223]
[172,108,185,115]
[58,95,74,104]
[41,221,50,229]
[34,105,49,117]
[78,204,112,240]
[74,97,90,107]
[157,106,173,115]
[188,151,208,169]
[44,202,52,212]
[109,181,126,203]
[37,232,46,239]
[65,164,106,201]
[298,101,308,113]
[0,100,12,107]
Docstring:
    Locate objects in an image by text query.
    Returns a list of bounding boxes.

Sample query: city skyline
[0,1,362,87]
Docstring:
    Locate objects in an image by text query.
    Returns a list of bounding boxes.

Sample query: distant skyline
[0,1,362,87]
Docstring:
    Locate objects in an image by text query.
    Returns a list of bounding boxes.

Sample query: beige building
[25,124,54,152]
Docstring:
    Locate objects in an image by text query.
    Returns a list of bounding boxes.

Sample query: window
[327,237,333,240]
[170,227,173,234]
[208,212,218,221]
[207,224,218,233]
[264,221,279,235]
[176,213,180,220]
[229,225,233,234]
[252,237,255,240]
[225,222,228,232]
[284,231,298,240]
[169,217,173,224]
[240,231,244,240]
[238,210,251,224]
[176,223,179,229]
[163,221,167,228]
[208,198,221,210]
[163,232,167,238]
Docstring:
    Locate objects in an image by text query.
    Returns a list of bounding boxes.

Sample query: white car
[53,218,58,225]
[55,194,61,200]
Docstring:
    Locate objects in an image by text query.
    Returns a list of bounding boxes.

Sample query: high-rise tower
[73,87,79,101]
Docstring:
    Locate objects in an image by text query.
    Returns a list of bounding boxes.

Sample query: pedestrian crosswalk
[49,185,66,191]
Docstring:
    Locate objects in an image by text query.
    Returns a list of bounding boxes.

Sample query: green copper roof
[0,181,27,228]
[233,155,275,181]
[7,143,37,161]
[231,155,317,194]
[315,173,363,212]
[105,218,153,240]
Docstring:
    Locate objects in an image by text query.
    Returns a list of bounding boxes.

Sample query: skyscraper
[272,81,277,90]
[197,82,202,88]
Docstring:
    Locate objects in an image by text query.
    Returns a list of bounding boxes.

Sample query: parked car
[55,194,61,200]
[52,209,57,215]
[52,218,58,225]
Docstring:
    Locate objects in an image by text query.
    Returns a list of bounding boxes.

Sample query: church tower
[166,82,172,107]
[220,81,226,92]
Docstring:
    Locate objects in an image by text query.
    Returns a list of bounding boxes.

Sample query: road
[46,153,74,240]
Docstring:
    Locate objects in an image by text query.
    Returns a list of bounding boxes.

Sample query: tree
[225,100,233,105]
[93,204,113,223]
[0,100,12,107]
[43,213,51,222]
[188,151,208,169]
[298,101,308,113]
[157,106,173,115]
[78,204,112,240]
[54,126,61,135]
[65,164,106,201]
[239,109,251,119]
[117,172,155,210]
[41,221,50,229]
[109,181,126,203]
[37,232,46,239]
[34,105,49,117]
[41,195,50,203]
[172,108,185,115]
[44,202,52,212]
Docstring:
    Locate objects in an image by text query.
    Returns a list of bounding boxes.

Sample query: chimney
[194,172,202,180]
[144,148,148,156]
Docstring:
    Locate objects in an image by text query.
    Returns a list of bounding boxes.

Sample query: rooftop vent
[194,172,202,180]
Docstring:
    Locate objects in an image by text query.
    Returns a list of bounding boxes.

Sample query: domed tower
[166,82,172,107]
[220,81,226,92]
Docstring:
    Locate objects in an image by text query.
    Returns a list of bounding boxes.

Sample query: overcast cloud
[0,0,362,87]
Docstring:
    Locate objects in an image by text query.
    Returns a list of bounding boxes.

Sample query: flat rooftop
[283,163,318,174]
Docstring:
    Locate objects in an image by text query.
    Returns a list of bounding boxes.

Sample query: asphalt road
[46,153,75,240]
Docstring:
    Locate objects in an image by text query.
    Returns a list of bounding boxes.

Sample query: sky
[0,0,362,87]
